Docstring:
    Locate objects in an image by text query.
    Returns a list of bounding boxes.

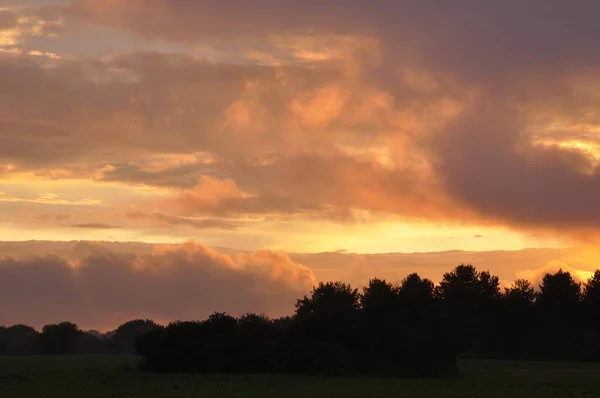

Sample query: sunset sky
[2,0,600,329]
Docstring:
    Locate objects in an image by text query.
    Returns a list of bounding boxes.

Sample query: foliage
[3,265,600,376]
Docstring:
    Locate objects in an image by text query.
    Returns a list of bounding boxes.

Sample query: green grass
[1,356,600,397]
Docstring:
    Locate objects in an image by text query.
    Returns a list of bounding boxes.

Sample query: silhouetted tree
[138,320,204,372]
[360,278,400,341]
[39,322,81,355]
[398,273,455,376]
[296,282,361,320]
[581,271,600,359]
[398,273,435,323]
[294,281,360,343]
[204,312,238,337]
[583,271,600,330]
[361,278,399,317]
[505,279,536,306]
[112,319,162,353]
[478,271,502,310]
[357,278,400,373]
[0,327,5,354]
[537,269,581,312]
[357,274,455,376]
[12,263,600,373]
[533,270,583,359]
[436,265,501,355]
[0,325,39,354]
[291,282,361,375]
[201,312,240,372]
[135,327,164,358]
[490,279,536,358]
[235,313,288,372]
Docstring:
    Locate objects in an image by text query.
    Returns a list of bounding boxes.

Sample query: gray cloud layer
[2,240,598,329]
[0,241,316,329]
[65,0,600,78]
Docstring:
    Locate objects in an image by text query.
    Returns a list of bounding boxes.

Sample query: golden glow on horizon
[0,207,569,254]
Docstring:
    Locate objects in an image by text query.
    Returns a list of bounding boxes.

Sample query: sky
[2,0,600,329]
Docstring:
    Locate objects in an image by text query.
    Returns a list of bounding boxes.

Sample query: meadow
[1,356,599,398]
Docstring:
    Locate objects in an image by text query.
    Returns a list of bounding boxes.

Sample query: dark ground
[1,355,599,397]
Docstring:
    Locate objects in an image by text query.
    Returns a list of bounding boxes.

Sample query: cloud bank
[0,241,316,330]
[2,240,600,329]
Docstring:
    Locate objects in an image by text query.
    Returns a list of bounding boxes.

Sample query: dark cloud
[63,0,600,80]
[432,101,600,229]
[0,10,18,29]
[126,211,239,231]
[36,213,71,222]
[71,223,122,229]
[0,242,316,329]
[100,162,208,189]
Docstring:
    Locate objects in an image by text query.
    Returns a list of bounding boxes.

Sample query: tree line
[3,265,600,377]
[0,319,160,356]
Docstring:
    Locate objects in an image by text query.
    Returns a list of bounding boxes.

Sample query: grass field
[1,356,600,397]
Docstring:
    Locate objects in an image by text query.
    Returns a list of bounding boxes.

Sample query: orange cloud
[2,0,600,246]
